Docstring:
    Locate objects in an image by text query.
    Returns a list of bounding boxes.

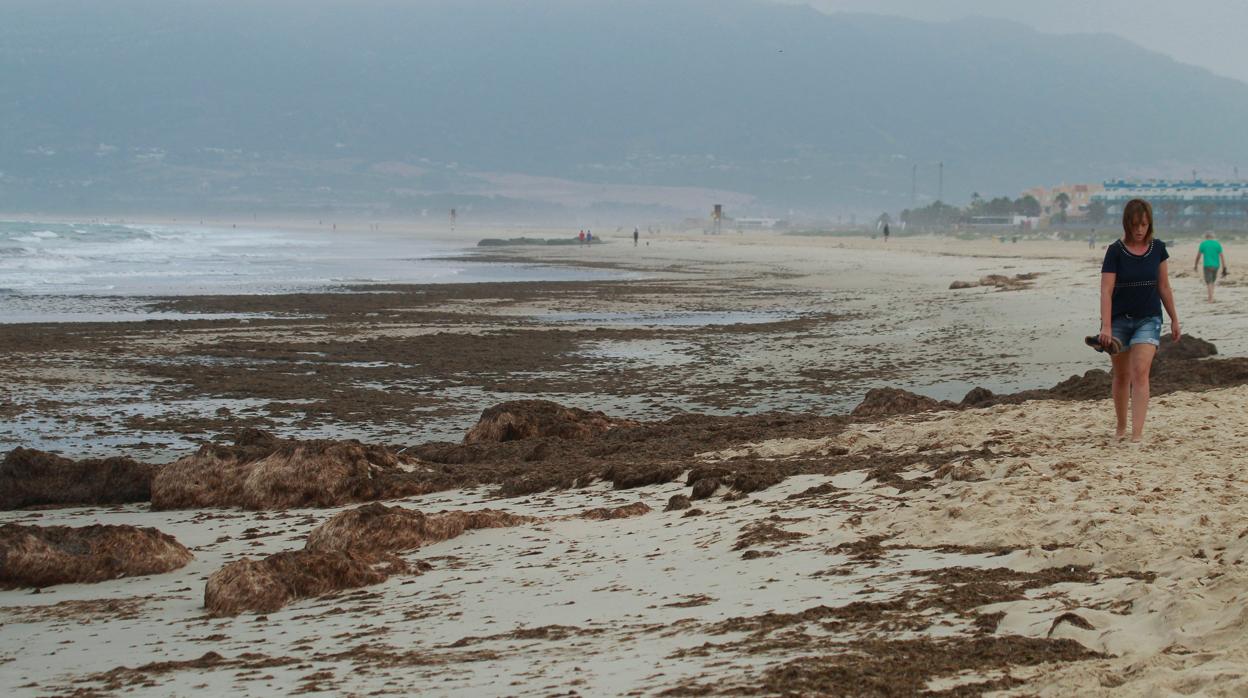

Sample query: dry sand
[703,383,1248,696]
[0,464,1098,695]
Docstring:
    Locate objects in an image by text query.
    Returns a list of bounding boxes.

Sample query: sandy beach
[4,226,1248,696]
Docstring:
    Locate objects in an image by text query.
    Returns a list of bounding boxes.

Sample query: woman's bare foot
[1115,427,1128,442]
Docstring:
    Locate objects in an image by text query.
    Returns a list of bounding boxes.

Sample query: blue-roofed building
[1093,180,1248,229]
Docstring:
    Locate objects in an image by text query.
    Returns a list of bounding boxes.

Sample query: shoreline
[0,218,636,306]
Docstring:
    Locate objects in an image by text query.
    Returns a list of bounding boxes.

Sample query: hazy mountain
[4,0,1248,218]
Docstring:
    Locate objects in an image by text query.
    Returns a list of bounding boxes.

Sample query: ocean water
[0,220,618,322]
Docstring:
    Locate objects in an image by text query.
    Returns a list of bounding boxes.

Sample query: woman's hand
[1171,321,1181,343]
[1098,326,1114,349]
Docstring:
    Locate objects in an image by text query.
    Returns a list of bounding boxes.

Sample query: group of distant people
[1089,198,1231,444]
[578,227,646,247]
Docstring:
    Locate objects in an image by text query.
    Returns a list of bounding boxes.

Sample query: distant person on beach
[634,227,639,246]
[1097,198,1180,442]
[1088,231,1097,249]
[579,230,585,245]
[1194,231,1228,303]
[883,223,890,242]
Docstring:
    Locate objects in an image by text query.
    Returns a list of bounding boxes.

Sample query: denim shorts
[1111,314,1162,348]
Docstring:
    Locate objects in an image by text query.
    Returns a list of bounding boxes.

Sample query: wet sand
[4,229,1246,460]
[3,229,1248,695]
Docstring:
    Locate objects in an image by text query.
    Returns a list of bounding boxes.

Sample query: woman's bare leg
[1110,351,1131,440]
[1128,343,1158,441]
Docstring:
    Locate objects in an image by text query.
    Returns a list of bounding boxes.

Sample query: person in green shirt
[1194,232,1229,302]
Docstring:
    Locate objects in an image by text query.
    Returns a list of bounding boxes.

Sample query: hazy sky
[780,0,1248,86]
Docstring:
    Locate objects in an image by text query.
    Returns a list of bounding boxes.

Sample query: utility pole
[937,161,944,203]
[911,163,917,207]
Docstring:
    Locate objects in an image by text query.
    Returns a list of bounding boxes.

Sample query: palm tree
[969,192,983,215]
[1054,192,1071,225]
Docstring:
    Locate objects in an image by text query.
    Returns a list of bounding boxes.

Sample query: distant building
[733,217,787,230]
[1093,180,1248,229]
[1023,182,1104,224]
[968,215,1037,229]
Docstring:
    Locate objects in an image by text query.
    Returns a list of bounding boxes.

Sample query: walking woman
[1097,199,1180,442]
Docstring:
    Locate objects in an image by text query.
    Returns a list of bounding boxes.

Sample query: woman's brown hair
[1121,198,1154,243]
